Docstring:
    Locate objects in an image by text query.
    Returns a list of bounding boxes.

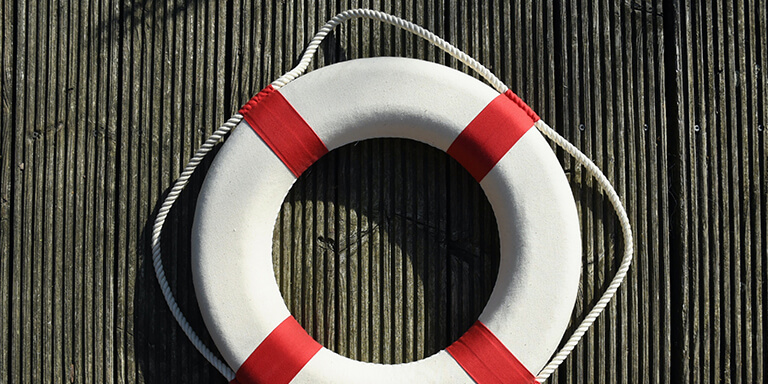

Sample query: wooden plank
[102,0,120,381]
[39,1,52,381]
[547,1,671,383]
[116,2,142,382]
[30,2,44,380]
[0,0,233,382]
[41,1,60,382]
[752,2,767,382]
[50,2,69,379]
[119,0,230,382]
[668,0,767,382]
[0,1,14,384]
[13,1,29,383]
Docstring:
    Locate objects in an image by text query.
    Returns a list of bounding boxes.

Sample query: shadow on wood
[274,138,501,364]
[90,0,205,43]
[134,143,225,383]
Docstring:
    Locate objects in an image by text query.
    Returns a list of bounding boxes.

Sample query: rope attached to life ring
[151,9,634,383]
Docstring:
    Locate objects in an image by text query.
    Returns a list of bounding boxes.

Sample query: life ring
[191,57,581,383]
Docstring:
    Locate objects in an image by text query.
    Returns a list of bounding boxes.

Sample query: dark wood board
[667,0,767,382]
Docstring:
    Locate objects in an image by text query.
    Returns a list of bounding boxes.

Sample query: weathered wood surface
[667,1,768,383]
[0,1,764,383]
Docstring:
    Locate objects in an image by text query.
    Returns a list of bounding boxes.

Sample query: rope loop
[271,9,508,94]
[151,9,634,383]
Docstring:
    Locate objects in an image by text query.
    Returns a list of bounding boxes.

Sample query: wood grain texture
[0,0,764,383]
[668,0,767,382]
[1,2,13,384]
[274,138,501,364]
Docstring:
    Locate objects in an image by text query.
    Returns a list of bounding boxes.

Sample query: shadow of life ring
[191,57,581,384]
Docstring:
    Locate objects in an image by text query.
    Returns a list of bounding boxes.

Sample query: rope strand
[532,120,633,382]
[151,9,633,383]
[271,9,508,94]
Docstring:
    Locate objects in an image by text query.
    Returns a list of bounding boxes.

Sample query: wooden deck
[1,1,765,383]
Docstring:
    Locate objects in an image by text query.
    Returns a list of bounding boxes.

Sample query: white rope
[270,9,508,94]
[532,120,634,382]
[151,9,633,383]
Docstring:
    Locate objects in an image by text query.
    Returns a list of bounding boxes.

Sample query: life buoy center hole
[271,138,501,364]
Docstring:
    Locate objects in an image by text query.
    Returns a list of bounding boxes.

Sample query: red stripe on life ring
[239,85,329,177]
[446,321,536,384]
[447,92,535,182]
[233,316,322,384]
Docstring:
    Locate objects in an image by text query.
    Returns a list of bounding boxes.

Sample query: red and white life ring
[192,57,581,383]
